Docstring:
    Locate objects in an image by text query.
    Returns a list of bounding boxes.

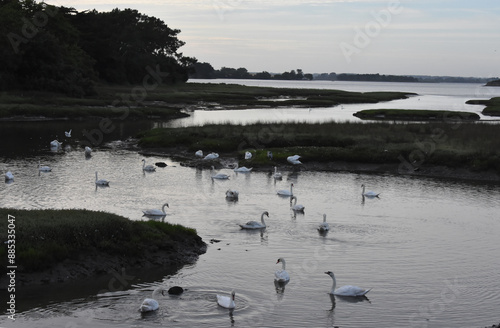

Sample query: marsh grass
[139,121,500,173]
[466,97,500,116]
[0,208,198,272]
[353,109,480,120]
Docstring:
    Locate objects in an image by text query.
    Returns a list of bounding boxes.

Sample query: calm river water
[1,81,500,328]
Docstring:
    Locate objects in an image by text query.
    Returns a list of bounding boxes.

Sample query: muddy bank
[139,147,500,183]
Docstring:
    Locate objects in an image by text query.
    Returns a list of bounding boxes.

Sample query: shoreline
[139,147,500,183]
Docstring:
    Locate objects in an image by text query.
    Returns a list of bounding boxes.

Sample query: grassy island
[466,97,500,116]
[138,121,500,175]
[0,83,414,120]
[0,208,206,285]
[352,109,480,121]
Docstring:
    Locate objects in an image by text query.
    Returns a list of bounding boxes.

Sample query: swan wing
[143,209,165,216]
[239,220,264,229]
[139,298,159,312]
[334,285,370,296]
[275,270,290,282]
[216,295,235,309]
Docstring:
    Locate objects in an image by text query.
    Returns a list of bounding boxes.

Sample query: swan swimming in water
[142,159,156,172]
[50,140,62,148]
[233,163,252,172]
[38,161,51,172]
[361,184,380,197]
[239,211,269,229]
[273,166,282,180]
[318,214,330,232]
[95,171,109,186]
[275,258,290,282]
[290,196,304,212]
[139,287,165,312]
[225,189,239,200]
[277,183,293,196]
[142,203,169,216]
[84,146,92,157]
[195,150,203,157]
[216,290,236,309]
[203,152,219,160]
[287,155,302,165]
[244,151,252,160]
[211,166,229,180]
[325,271,371,296]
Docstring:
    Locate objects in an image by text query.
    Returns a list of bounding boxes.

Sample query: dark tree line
[0,0,195,96]
[189,62,313,81]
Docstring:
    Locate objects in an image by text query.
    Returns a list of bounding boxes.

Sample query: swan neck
[261,213,266,223]
[331,274,336,293]
[323,214,327,223]
[281,259,286,270]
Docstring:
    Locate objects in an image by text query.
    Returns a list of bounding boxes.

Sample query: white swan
[239,211,268,229]
[5,171,14,181]
[38,161,51,172]
[50,140,62,148]
[195,150,203,157]
[211,166,229,180]
[203,152,219,160]
[273,166,282,180]
[84,146,92,156]
[216,290,235,309]
[244,151,252,160]
[325,271,371,296]
[142,203,169,216]
[318,214,330,232]
[95,171,109,186]
[142,159,156,172]
[267,151,273,160]
[361,184,380,197]
[287,155,302,165]
[139,287,165,312]
[225,189,239,200]
[65,129,72,137]
[233,163,252,172]
[290,196,304,212]
[277,183,293,196]
[275,258,290,282]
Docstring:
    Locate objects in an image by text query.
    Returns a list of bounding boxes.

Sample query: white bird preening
[142,159,156,172]
[239,211,269,229]
[225,189,239,200]
[50,140,62,148]
[95,171,109,186]
[361,184,380,198]
[244,151,252,160]
[273,166,282,180]
[287,155,302,165]
[195,150,203,157]
[325,271,371,296]
[142,203,169,216]
[5,171,14,182]
[38,161,51,172]
[139,287,165,312]
[216,290,236,309]
[277,183,293,197]
[233,163,252,172]
[290,196,304,212]
[84,146,92,157]
[318,214,329,232]
[275,258,290,282]
[211,166,229,180]
[65,129,72,137]
[203,152,219,160]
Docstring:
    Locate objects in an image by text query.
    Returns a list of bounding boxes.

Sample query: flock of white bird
[137,149,379,313]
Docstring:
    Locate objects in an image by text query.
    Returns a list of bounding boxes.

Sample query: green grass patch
[0,208,199,273]
[466,97,500,117]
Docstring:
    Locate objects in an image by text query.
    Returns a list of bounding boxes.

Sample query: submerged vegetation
[0,208,201,273]
[138,121,500,173]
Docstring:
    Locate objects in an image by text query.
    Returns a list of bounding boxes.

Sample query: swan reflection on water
[274,279,289,294]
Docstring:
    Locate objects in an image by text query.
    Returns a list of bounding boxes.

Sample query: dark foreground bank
[0,209,206,286]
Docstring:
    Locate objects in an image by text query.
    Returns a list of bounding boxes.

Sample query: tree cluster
[189,63,313,81]
[0,0,195,96]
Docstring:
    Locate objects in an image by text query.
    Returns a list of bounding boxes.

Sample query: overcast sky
[47,0,500,77]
